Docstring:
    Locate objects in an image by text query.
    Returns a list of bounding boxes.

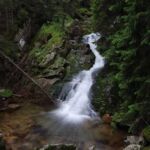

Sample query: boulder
[7,104,21,111]
[124,136,144,145]
[124,136,144,150]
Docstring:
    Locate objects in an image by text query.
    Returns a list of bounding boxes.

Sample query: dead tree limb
[0,50,55,104]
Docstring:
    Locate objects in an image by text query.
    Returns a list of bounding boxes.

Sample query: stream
[0,33,127,150]
[0,102,126,150]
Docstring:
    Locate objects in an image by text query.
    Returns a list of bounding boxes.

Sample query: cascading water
[52,33,105,123]
[38,33,105,142]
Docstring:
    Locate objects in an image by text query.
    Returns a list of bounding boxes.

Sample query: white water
[51,33,105,123]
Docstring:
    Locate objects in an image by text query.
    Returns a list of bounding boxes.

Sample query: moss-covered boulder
[143,126,150,143]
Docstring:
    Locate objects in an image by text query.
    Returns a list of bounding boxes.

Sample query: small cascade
[38,33,105,142]
[51,33,105,123]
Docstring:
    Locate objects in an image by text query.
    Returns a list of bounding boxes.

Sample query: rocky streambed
[0,99,127,150]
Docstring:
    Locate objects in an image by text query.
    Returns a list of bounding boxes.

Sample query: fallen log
[0,50,55,104]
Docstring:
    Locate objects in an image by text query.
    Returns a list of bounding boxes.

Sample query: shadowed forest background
[0,0,150,150]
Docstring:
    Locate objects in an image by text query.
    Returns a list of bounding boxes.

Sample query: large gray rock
[124,136,144,145]
[123,136,144,150]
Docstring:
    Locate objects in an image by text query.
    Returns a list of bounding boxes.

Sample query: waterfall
[51,33,105,123]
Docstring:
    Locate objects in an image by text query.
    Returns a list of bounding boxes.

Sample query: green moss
[30,22,64,64]
[64,16,74,28]
[51,56,66,69]
[0,89,13,98]
[143,126,150,142]
[78,8,92,16]
[111,103,140,132]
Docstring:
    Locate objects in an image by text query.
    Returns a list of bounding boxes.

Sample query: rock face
[28,20,94,100]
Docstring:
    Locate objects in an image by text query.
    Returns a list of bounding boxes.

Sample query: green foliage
[0,89,13,98]
[112,103,141,132]
[92,0,150,132]
[143,126,150,143]
[30,22,64,64]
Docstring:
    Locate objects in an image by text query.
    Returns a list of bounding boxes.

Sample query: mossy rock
[0,89,13,98]
[143,126,150,143]
[51,57,66,69]
[30,22,64,65]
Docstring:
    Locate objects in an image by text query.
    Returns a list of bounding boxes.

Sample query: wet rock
[124,136,144,150]
[124,136,144,145]
[102,114,112,124]
[7,104,21,111]
[80,44,91,55]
